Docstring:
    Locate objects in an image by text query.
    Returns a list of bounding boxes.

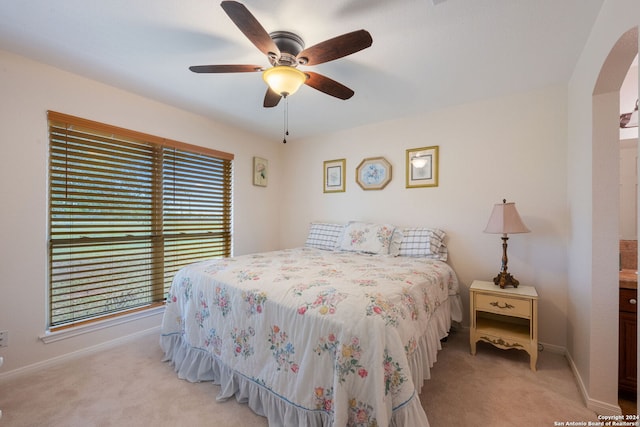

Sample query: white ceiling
[0,0,606,141]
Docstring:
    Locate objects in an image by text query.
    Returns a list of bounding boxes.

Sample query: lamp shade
[262,66,307,97]
[484,200,530,235]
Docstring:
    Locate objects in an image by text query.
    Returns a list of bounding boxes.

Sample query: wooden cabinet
[470,280,538,371]
[619,287,637,395]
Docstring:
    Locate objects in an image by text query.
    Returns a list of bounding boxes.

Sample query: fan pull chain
[282,96,289,144]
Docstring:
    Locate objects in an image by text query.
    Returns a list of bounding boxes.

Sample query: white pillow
[398,228,448,261]
[339,222,396,255]
[305,222,345,251]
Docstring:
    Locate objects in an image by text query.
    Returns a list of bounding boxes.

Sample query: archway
[592,25,638,411]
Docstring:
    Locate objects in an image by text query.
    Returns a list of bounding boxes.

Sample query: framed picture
[253,156,268,187]
[323,159,346,193]
[356,156,392,190]
[406,146,438,188]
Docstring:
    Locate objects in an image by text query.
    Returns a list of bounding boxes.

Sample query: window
[47,111,233,330]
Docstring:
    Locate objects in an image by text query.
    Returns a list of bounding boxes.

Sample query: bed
[160,222,462,426]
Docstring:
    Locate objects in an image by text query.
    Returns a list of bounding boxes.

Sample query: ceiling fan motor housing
[269,31,306,66]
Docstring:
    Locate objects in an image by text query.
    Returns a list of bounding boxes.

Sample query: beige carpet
[0,328,601,427]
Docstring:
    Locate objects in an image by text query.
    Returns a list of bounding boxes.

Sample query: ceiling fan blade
[221,1,280,58]
[189,64,264,73]
[304,72,354,100]
[189,65,264,73]
[263,88,282,108]
[297,29,372,66]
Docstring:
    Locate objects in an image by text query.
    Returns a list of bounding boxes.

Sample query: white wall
[568,0,639,414]
[280,85,570,347]
[0,49,283,373]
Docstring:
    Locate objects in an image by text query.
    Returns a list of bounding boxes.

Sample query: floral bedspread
[161,247,459,426]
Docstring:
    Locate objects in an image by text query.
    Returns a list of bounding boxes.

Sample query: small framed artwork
[356,156,392,190]
[406,146,438,188]
[253,156,268,187]
[323,159,346,193]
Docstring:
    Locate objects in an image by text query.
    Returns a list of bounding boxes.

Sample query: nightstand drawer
[475,293,531,318]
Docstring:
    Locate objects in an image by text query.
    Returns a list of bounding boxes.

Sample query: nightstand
[469,280,538,371]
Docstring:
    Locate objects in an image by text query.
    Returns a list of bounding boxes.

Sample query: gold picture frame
[356,156,392,190]
[253,156,268,187]
[323,159,346,193]
[406,146,438,188]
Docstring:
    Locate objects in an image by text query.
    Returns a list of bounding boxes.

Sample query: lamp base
[493,271,520,289]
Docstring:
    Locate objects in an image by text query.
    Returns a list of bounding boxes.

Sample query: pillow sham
[398,227,448,261]
[339,222,396,255]
[304,222,345,251]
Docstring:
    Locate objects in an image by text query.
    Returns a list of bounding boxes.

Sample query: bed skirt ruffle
[160,297,457,427]
[160,298,456,427]
[161,334,432,426]
[449,292,464,324]
[160,295,462,427]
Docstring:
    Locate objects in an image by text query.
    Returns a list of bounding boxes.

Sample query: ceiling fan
[189,1,373,108]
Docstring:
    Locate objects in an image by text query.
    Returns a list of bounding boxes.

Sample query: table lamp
[484,199,530,288]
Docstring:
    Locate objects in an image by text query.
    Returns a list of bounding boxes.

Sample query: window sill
[39,305,165,344]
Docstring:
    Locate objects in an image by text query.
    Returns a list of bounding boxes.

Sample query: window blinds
[47,111,233,329]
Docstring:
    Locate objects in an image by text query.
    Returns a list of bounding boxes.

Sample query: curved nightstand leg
[530,350,538,371]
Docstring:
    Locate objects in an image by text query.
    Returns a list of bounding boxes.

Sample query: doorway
[618,53,638,414]
[590,25,638,414]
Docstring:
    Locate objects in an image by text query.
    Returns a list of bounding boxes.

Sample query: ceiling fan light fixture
[262,66,307,97]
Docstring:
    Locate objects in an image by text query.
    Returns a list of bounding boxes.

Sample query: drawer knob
[630,298,637,305]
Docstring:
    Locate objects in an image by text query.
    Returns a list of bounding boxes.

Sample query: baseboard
[565,350,622,416]
[0,325,161,383]
[539,341,566,355]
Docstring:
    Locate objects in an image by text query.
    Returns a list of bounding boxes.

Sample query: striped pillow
[304,222,345,251]
[398,228,448,261]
